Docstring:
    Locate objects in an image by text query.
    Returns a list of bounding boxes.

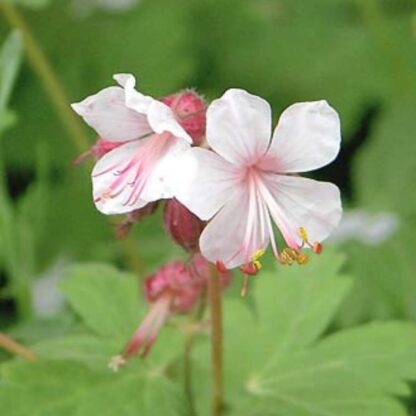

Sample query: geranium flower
[173,89,342,270]
[72,74,192,214]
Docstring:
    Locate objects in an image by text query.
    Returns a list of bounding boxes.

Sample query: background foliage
[0,0,416,414]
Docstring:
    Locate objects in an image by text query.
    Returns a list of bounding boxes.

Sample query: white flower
[72,74,192,215]
[173,89,342,269]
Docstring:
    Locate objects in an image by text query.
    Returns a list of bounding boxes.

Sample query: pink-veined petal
[263,101,341,173]
[199,185,270,269]
[114,73,192,144]
[140,136,191,203]
[171,148,243,221]
[259,173,342,248]
[71,86,151,142]
[206,88,272,166]
[92,134,186,215]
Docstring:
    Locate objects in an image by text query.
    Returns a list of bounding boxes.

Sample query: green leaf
[192,250,416,415]
[0,358,187,416]
[232,322,416,416]
[60,263,144,341]
[0,262,187,415]
[226,250,352,373]
[8,313,76,344]
[0,31,23,113]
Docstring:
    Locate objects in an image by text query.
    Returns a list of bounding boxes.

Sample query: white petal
[71,86,151,142]
[260,174,342,247]
[92,140,147,214]
[264,101,341,173]
[115,73,192,144]
[92,135,187,215]
[147,100,192,143]
[199,187,269,269]
[206,88,272,166]
[172,148,243,221]
[140,136,191,202]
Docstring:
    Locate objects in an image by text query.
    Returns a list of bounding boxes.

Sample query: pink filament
[94,132,174,207]
[123,295,172,360]
[223,166,301,267]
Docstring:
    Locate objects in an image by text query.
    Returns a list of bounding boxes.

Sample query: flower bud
[164,199,205,253]
[162,90,206,146]
[144,260,202,314]
[73,137,122,165]
[110,256,232,369]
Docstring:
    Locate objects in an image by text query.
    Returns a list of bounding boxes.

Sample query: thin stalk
[0,2,145,276]
[0,332,37,361]
[184,330,197,416]
[183,294,207,416]
[0,1,90,152]
[208,263,224,416]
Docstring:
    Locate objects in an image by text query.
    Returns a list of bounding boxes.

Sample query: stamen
[299,227,309,243]
[251,249,266,270]
[240,275,250,297]
[298,227,324,254]
[296,253,310,265]
[313,242,323,254]
[240,262,259,276]
[280,248,310,266]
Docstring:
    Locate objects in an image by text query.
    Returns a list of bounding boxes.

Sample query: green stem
[0,2,146,276]
[183,294,207,416]
[0,1,90,153]
[208,263,224,416]
[0,332,37,361]
[184,330,197,416]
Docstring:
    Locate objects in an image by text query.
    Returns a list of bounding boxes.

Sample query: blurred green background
[0,0,415,371]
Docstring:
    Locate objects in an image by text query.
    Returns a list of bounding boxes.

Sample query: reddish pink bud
[111,257,232,368]
[115,202,159,239]
[164,199,205,253]
[144,261,202,313]
[162,90,206,146]
[74,137,122,165]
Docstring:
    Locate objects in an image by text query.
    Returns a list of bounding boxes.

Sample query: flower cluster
[73,73,342,363]
[73,73,342,273]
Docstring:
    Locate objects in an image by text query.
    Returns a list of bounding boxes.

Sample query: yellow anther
[252,249,266,261]
[251,249,266,270]
[296,253,310,265]
[253,260,262,270]
[299,227,309,243]
[280,248,310,266]
[280,248,297,265]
